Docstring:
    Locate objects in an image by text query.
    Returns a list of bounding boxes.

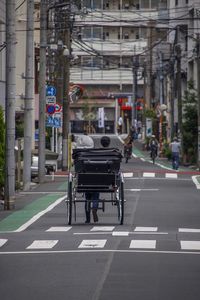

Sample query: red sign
[46,104,55,115]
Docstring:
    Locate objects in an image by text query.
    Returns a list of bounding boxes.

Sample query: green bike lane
[0,181,68,233]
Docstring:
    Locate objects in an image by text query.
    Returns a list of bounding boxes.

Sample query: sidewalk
[133,138,200,173]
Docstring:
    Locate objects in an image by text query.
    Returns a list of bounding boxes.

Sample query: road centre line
[1,249,200,255]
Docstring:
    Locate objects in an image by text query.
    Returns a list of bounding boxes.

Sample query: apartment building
[0,0,5,109]
[70,0,163,133]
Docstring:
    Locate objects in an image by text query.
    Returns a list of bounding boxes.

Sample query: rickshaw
[66,147,124,225]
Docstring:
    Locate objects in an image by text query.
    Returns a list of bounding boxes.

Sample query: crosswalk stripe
[179,228,200,233]
[123,173,133,178]
[165,173,177,178]
[180,241,200,250]
[0,239,7,248]
[90,226,115,232]
[134,227,158,232]
[78,240,107,248]
[46,226,72,232]
[26,240,58,249]
[129,240,156,249]
[112,231,129,236]
[143,172,155,178]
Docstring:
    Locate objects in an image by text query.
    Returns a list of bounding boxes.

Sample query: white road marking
[27,240,58,249]
[112,231,129,236]
[123,173,133,178]
[14,195,66,232]
[181,241,200,250]
[78,240,107,248]
[143,172,155,178]
[125,189,159,191]
[3,249,200,255]
[179,228,200,233]
[0,239,8,248]
[129,240,156,249]
[134,227,158,232]
[192,176,200,189]
[46,226,72,232]
[90,226,115,232]
[165,173,178,179]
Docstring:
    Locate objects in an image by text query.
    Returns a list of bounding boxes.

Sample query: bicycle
[124,144,132,163]
[150,147,157,164]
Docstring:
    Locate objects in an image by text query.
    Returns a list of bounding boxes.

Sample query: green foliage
[82,100,97,121]
[144,108,157,119]
[182,80,198,163]
[15,121,24,138]
[0,106,5,189]
[162,142,172,160]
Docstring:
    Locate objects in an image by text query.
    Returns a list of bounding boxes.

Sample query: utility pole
[196,33,200,170]
[23,0,34,191]
[132,47,139,126]
[4,0,16,210]
[170,54,175,140]
[38,0,47,183]
[175,44,182,140]
[62,2,71,171]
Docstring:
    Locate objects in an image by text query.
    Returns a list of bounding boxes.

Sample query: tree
[0,106,5,197]
[182,80,198,164]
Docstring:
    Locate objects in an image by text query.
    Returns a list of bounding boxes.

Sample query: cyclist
[124,135,133,163]
[149,135,158,161]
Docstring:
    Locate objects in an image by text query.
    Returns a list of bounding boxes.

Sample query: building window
[175,0,178,6]
[124,33,129,39]
[151,0,158,9]
[185,0,188,3]
[140,0,149,9]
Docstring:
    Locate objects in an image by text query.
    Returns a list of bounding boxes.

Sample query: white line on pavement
[192,175,200,189]
[181,241,200,250]
[14,195,66,233]
[143,172,155,177]
[0,239,8,248]
[179,228,200,233]
[26,240,58,249]
[129,240,156,249]
[2,249,200,255]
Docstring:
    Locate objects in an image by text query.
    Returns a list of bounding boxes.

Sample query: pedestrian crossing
[2,226,200,252]
[123,172,182,179]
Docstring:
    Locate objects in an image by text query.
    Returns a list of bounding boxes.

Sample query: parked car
[31,150,58,178]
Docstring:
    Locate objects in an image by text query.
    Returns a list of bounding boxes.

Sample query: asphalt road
[1,147,200,300]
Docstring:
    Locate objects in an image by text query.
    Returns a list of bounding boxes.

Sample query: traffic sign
[46,104,56,115]
[46,96,56,104]
[46,116,62,128]
[55,103,62,112]
[46,86,56,97]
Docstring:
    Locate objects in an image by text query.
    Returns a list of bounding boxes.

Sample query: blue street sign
[46,86,56,96]
[46,116,62,128]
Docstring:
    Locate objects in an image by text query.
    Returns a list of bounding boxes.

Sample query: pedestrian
[85,136,111,223]
[129,125,136,141]
[170,137,181,170]
[117,116,123,134]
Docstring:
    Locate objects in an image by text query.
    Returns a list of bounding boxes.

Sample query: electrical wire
[16,0,26,11]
